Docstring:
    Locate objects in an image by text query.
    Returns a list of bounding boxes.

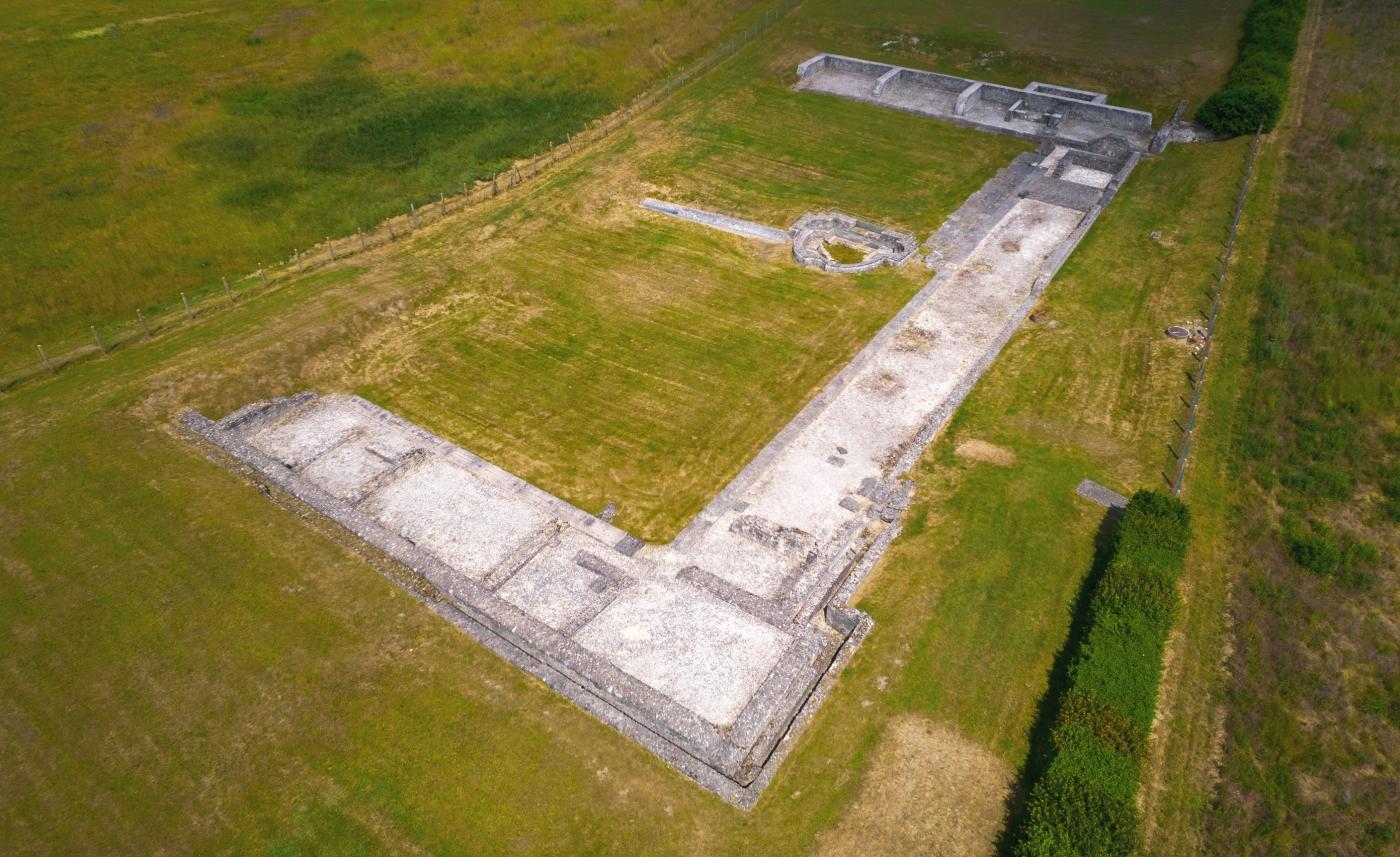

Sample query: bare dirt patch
[894,325,940,353]
[955,439,1016,466]
[813,715,1012,857]
[858,370,906,397]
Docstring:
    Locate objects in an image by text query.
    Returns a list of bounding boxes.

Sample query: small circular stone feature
[1166,325,1190,339]
[789,211,918,274]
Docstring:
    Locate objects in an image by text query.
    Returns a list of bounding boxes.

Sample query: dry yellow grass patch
[954,439,1017,466]
[812,715,1013,857]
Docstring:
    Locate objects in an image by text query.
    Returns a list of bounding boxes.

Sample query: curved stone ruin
[789,211,918,273]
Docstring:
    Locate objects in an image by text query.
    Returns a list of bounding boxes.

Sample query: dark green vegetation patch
[1015,491,1191,857]
[1196,0,1306,134]
[187,56,608,193]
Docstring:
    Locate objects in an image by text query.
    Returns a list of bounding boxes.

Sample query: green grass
[0,1,1261,853]
[0,135,1250,853]
[823,243,867,265]
[0,0,1252,374]
[0,0,777,367]
[1199,0,1400,851]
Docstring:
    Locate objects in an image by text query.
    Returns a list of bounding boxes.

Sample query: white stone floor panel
[573,580,790,726]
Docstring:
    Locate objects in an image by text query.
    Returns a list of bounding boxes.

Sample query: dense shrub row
[1196,0,1306,135]
[1015,491,1192,857]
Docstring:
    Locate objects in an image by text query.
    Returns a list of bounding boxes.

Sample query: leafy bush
[1280,461,1354,501]
[1196,0,1305,135]
[1197,87,1283,136]
[1014,491,1190,857]
[1381,463,1400,521]
[1287,527,1340,574]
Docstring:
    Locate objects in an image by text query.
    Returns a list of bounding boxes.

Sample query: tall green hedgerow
[1014,490,1191,857]
[1196,0,1306,135]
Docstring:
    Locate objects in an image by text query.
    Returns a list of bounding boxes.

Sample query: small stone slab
[1075,478,1128,510]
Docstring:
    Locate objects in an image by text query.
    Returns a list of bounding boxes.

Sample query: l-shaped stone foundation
[182,60,1149,808]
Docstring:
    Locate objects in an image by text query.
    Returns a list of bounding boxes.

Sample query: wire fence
[1169,129,1264,495]
[1,0,801,393]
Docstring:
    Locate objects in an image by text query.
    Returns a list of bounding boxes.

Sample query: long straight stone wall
[183,60,1144,809]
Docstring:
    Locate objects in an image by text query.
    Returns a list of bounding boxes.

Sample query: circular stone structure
[789,211,918,274]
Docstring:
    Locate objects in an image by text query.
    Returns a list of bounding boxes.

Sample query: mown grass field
[1,1,1260,854]
[0,0,1250,375]
[0,0,773,367]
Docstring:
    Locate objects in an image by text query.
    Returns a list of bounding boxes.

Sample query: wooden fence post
[358,228,366,251]
[181,292,194,320]
[37,344,54,373]
[138,308,151,336]
[295,250,303,273]
[328,237,336,261]
[91,326,105,353]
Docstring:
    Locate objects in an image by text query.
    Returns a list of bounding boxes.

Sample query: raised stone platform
[182,66,1143,808]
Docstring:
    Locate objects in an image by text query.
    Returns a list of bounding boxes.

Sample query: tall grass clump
[1196,0,1306,135]
[1014,490,1191,857]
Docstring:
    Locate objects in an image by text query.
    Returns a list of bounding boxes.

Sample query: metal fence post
[91,326,105,353]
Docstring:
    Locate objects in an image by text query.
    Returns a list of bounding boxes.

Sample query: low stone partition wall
[1028,81,1107,104]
